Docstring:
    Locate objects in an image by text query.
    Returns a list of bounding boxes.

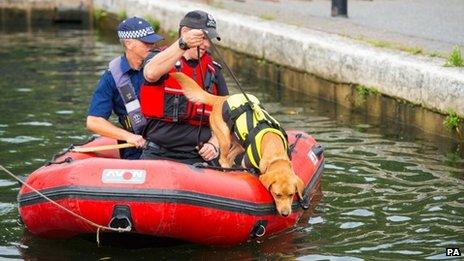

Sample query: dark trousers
[140,141,206,165]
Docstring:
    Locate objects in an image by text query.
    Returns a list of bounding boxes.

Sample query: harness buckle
[251,104,266,121]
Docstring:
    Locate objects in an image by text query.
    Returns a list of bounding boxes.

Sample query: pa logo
[446,248,461,256]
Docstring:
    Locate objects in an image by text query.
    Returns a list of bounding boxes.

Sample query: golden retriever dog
[170,72,304,216]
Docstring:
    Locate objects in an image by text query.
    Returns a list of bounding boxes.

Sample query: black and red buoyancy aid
[140,53,219,126]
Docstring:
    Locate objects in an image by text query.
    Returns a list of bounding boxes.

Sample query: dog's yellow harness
[222,94,289,172]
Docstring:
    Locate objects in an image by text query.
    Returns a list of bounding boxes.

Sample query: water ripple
[0,246,20,258]
[342,209,375,217]
[15,88,31,92]
[0,179,16,187]
[55,110,74,115]
[308,216,324,225]
[340,222,365,229]
[17,121,53,127]
[0,203,15,215]
[0,136,42,144]
[386,216,412,222]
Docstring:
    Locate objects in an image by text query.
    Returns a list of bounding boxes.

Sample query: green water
[0,24,463,260]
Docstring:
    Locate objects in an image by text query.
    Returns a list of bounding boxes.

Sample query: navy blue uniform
[88,55,144,159]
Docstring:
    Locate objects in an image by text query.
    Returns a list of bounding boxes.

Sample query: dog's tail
[169,72,218,105]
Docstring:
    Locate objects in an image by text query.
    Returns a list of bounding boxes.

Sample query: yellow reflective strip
[125,116,132,129]
[236,113,248,141]
[246,145,259,169]
[254,128,268,161]
[254,128,288,160]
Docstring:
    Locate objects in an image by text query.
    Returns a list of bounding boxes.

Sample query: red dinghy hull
[18,130,324,245]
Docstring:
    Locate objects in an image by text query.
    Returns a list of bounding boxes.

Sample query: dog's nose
[281,210,290,217]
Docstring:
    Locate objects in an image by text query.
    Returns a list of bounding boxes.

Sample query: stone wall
[0,0,91,23]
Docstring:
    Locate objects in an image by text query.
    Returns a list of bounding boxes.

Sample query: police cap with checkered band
[117,17,163,44]
[179,10,221,41]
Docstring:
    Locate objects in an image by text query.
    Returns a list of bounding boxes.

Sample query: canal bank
[0,0,92,26]
[91,0,464,138]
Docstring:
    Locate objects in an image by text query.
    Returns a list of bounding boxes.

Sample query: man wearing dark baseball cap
[179,10,221,41]
[140,10,229,164]
[87,17,163,159]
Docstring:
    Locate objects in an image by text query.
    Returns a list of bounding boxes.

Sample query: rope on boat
[97,227,101,247]
[49,136,96,162]
[46,156,74,166]
[288,133,303,154]
[0,164,131,245]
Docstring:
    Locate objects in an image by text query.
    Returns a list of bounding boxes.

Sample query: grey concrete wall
[94,0,464,116]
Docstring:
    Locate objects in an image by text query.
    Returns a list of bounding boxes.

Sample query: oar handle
[72,143,135,153]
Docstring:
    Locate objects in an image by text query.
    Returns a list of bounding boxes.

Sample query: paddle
[72,143,135,153]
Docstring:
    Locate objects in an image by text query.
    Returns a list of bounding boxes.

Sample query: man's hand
[87,116,146,149]
[125,133,146,149]
[197,142,219,161]
[181,29,205,49]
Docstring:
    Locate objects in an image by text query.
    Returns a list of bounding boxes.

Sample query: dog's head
[259,166,304,217]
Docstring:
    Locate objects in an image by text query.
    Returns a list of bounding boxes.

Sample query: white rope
[0,165,131,239]
[97,227,101,247]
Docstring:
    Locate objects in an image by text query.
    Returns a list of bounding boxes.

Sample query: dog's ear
[259,172,275,191]
[296,176,305,199]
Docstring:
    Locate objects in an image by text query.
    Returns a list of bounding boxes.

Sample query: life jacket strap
[247,122,268,170]
[229,103,253,122]
[204,69,216,93]
[109,56,146,134]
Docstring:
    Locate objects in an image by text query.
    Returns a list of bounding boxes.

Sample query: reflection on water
[0,23,463,260]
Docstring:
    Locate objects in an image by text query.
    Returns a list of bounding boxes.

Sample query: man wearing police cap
[141,10,229,164]
[87,17,163,159]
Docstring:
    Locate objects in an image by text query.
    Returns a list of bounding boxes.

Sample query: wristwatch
[178,38,189,51]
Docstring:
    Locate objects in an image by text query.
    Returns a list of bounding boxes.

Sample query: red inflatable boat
[18,130,324,245]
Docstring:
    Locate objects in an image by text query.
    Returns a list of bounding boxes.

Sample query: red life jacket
[140,53,219,126]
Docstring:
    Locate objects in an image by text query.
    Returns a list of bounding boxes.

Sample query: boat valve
[108,205,133,231]
[312,145,324,158]
[251,220,267,238]
[299,195,310,210]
